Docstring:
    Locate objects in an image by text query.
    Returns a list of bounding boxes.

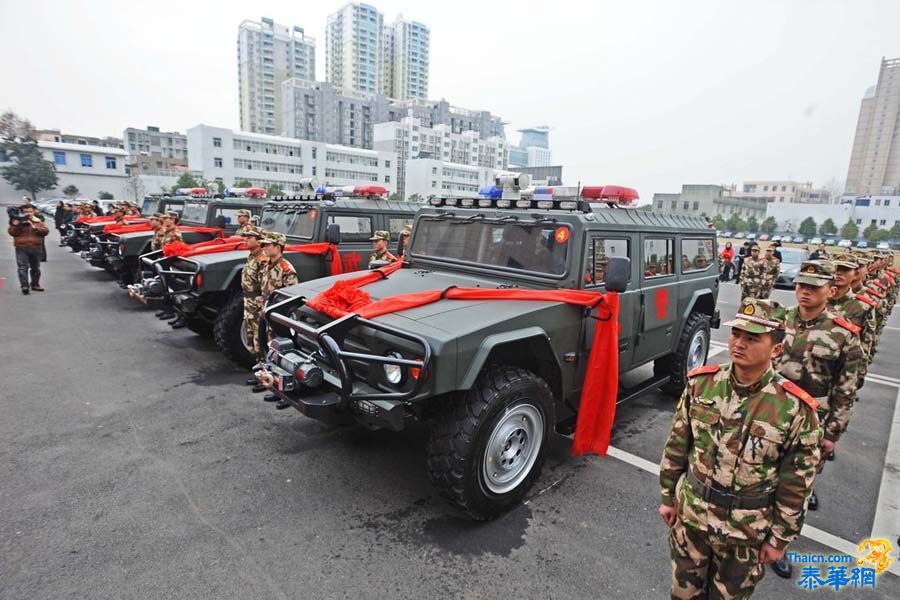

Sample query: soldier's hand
[820,438,835,459]
[658,504,677,528]
[11,219,19,226]
[758,542,784,564]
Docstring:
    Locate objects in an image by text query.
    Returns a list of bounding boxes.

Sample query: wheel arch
[678,289,715,336]
[459,328,564,401]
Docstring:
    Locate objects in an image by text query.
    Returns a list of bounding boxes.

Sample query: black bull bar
[263,294,432,403]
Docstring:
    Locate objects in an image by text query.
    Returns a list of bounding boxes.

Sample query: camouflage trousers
[669,519,764,600]
[739,285,759,302]
[244,295,264,359]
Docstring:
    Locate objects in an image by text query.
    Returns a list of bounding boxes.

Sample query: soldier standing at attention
[258,232,299,409]
[776,261,862,524]
[368,230,398,268]
[659,299,821,599]
[758,246,780,299]
[148,213,166,251]
[828,254,877,388]
[235,209,253,234]
[738,245,765,301]
[238,227,267,385]
[159,211,182,247]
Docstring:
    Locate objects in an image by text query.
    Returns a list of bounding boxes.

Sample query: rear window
[328,215,372,242]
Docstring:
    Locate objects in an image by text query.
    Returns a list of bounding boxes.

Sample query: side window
[681,238,714,273]
[584,237,629,286]
[328,215,373,242]
[643,238,674,278]
[388,217,412,237]
[212,207,247,228]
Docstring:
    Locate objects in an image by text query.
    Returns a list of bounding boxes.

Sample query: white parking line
[604,445,900,577]
[872,387,900,544]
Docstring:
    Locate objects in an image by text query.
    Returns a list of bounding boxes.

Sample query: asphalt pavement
[1,239,898,599]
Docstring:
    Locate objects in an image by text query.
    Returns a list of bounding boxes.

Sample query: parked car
[792,236,805,243]
[758,234,770,241]
[837,239,853,248]
[734,232,746,239]
[809,237,823,245]
[746,233,757,241]
[856,240,869,248]
[775,247,809,289]
[721,231,733,237]
[876,242,891,250]
[825,238,837,246]
[771,235,782,242]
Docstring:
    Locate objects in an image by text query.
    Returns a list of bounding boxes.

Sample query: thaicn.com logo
[789,538,894,591]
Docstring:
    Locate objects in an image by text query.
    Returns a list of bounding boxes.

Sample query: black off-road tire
[213,291,255,367]
[184,316,213,338]
[426,366,555,520]
[654,312,711,396]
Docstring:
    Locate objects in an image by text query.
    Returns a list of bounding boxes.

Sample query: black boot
[21,287,30,295]
[251,384,267,393]
[245,377,259,386]
[771,559,792,579]
[158,311,175,320]
[170,318,186,329]
[263,393,279,402]
[827,449,835,461]
[808,491,818,511]
[155,309,170,317]
[275,400,291,410]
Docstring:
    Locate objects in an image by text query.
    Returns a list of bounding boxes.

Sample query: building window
[670,201,677,210]
[312,148,317,159]
[80,154,93,167]
[683,201,689,210]
[656,200,663,209]
[385,175,390,183]
[432,180,437,188]
[879,219,887,226]
[214,157,223,168]
[692,201,699,211]
[312,166,316,176]
[432,166,437,175]
[856,219,862,225]
[53,151,66,165]
[781,186,787,191]
[105,156,117,169]
[213,137,222,148]
[885,200,891,207]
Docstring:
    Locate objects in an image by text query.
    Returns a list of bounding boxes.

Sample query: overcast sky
[2,0,898,200]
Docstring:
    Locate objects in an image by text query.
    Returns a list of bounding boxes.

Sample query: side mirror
[325,223,341,244]
[605,256,630,293]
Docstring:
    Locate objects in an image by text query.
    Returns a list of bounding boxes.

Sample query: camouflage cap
[724,299,786,334]
[749,245,761,252]
[236,209,252,217]
[260,232,286,246]
[793,260,835,287]
[239,226,264,239]
[831,252,858,269]
[369,230,391,242]
[401,224,412,236]
[149,212,164,220]
[164,211,179,219]
[851,250,872,266]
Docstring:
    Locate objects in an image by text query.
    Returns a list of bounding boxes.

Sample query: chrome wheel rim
[239,318,253,352]
[687,329,709,371]
[482,403,544,495]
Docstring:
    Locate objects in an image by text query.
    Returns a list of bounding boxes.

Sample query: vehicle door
[326,212,377,273]
[580,232,637,376]
[632,235,678,364]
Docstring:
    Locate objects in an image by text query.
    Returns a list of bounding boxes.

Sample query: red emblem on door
[655,288,669,321]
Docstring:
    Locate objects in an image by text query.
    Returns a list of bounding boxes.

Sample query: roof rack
[429,178,640,213]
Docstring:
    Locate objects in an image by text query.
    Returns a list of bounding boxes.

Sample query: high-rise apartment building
[326,3,384,96]
[846,57,900,196]
[238,17,316,135]
[382,16,429,100]
[326,4,429,100]
[508,126,552,168]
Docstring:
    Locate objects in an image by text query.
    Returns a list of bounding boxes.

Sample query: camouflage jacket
[828,288,877,364]
[241,249,267,295]
[149,228,163,251]
[659,363,821,550]
[160,226,182,246]
[739,257,767,291]
[762,257,781,288]
[262,256,299,296]
[777,307,863,443]
[368,248,398,269]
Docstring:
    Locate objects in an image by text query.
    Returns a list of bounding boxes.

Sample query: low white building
[765,196,900,235]
[0,141,128,203]
[187,124,396,193]
[405,158,509,199]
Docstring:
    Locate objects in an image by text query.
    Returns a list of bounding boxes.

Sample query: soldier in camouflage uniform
[147,213,165,251]
[240,227,267,366]
[777,260,862,519]
[259,232,300,408]
[827,254,877,388]
[738,245,766,301]
[235,209,254,234]
[159,211,182,247]
[659,298,821,599]
[368,230,398,268]
[757,246,780,299]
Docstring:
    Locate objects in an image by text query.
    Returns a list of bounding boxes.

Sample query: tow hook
[255,369,275,389]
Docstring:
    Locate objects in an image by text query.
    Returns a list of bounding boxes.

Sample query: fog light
[384,352,403,385]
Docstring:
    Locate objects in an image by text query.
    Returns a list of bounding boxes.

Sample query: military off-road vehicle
[105,194,264,285]
[257,177,720,519]
[141,185,417,364]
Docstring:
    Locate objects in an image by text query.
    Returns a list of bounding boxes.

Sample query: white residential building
[382,16,429,100]
[186,124,396,194]
[326,3,384,96]
[405,159,507,200]
[0,141,129,202]
[766,196,900,235]
[238,17,316,134]
[734,180,831,204]
[373,116,508,199]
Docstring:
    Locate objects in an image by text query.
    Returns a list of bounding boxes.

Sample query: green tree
[235,179,253,187]
[746,216,759,232]
[863,223,879,242]
[173,172,199,191]
[0,139,58,201]
[760,216,777,234]
[725,214,746,231]
[408,193,424,203]
[798,216,817,237]
[266,184,284,196]
[891,221,900,239]
[840,219,859,240]
[63,184,79,198]
[98,191,114,200]
[874,228,891,242]
[216,180,225,194]
[388,192,402,202]
[711,214,726,230]
[0,110,34,141]
[819,218,837,236]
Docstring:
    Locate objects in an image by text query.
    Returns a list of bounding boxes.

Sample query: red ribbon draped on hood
[162,236,342,274]
[103,222,154,234]
[306,263,620,456]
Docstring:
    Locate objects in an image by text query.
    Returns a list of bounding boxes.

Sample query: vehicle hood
[186,249,250,267]
[282,267,578,337]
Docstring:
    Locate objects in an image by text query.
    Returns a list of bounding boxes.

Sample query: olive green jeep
[257,177,720,518]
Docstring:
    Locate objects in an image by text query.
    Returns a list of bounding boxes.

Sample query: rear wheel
[426,367,554,520]
[214,291,256,367]
[654,312,711,396]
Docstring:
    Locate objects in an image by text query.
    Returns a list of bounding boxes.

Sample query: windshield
[779,248,807,264]
[260,208,295,234]
[181,202,209,224]
[287,208,317,239]
[410,218,570,276]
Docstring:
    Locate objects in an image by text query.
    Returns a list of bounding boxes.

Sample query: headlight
[384,352,403,385]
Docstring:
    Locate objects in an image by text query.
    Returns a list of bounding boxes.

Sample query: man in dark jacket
[8,204,50,294]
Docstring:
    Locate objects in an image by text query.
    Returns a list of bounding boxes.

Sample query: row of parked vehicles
[719,231,892,249]
[63,178,721,519]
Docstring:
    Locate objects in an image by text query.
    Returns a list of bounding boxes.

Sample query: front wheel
[213,291,256,367]
[426,367,555,520]
[654,312,711,396]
